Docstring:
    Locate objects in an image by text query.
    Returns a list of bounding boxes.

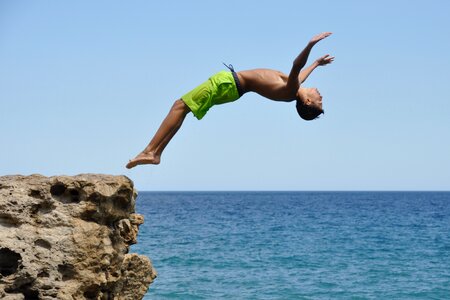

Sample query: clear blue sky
[1,1,449,191]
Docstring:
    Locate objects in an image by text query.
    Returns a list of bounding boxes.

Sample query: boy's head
[296,87,324,121]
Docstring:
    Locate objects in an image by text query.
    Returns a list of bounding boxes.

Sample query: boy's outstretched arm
[287,32,332,90]
[299,54,335,84]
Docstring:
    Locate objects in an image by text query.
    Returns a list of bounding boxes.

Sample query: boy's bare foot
[126,152,160,169]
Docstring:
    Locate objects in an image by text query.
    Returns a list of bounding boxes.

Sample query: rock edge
[0,174,156,300]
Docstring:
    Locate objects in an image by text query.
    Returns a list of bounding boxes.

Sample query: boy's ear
[304,98,312,105]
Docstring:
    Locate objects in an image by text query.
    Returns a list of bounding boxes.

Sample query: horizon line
[137,190,450,193]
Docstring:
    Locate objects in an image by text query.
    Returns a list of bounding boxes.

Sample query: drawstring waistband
[222,62,235,72]
[222,62,245,97]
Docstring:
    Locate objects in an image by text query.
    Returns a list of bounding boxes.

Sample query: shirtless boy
[126,32,334,168]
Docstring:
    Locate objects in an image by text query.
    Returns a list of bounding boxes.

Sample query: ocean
[131,192,450,299]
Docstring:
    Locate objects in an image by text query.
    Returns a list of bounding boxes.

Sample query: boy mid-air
[126,32,334,168]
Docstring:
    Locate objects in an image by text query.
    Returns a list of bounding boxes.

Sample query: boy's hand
[310,32,332,45]
[316,54,335,66]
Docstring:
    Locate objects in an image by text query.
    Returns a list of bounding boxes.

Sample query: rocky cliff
[0,174,156,300]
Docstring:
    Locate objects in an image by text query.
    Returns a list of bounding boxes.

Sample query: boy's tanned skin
[126,32,334,168]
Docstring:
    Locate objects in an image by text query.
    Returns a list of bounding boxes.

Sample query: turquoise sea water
[131,192,450,299]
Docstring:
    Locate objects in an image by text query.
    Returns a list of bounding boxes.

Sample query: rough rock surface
[0,174,156,300]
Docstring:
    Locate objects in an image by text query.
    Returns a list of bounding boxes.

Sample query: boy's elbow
[292,60,306,71]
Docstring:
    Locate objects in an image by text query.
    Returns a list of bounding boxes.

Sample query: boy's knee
[173,99,190,114]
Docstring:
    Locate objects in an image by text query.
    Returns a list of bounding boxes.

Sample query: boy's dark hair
[296,100,324,121]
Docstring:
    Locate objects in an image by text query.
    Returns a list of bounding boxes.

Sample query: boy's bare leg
[126,99,191,168]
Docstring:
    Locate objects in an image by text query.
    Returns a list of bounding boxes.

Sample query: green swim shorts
[181,71,241,120]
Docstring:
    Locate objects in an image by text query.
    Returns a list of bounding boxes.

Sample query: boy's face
[297,87,323,110]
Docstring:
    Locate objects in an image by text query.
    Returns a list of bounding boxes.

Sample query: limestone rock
[0,174,156,299]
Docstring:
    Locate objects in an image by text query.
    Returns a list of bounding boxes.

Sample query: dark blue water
[131,192,450,299]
